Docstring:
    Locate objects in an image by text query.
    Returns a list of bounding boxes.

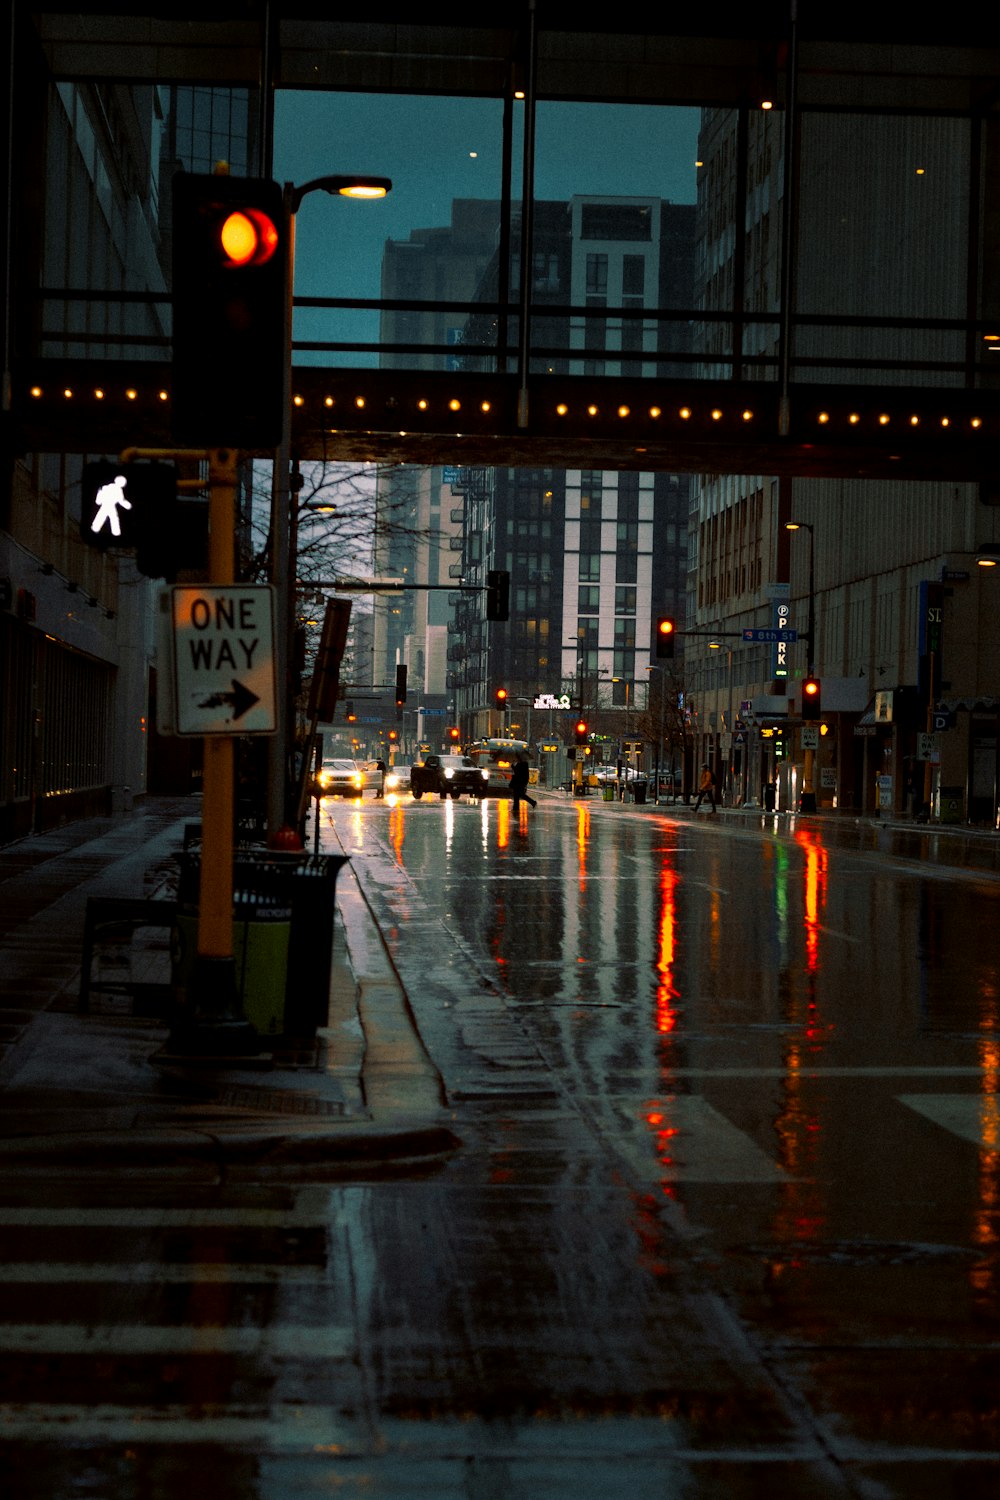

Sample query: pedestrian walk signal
[80,462,191,578]
[655,617,676,659]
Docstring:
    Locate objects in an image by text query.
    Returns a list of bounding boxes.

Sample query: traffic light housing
[655,616,676,659]
[495,687,508,713]
[395,664,408,705]
[574,719,588,746]
[802,676,822,720]
[448,725,461,742]
[486,569,510,622]
[171,172,287,448]
[345,702,357,722]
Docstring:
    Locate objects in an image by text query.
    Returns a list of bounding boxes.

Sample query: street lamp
[785,519,817,812]
[646,664,673,803]
[268,174,392,839]
[709,639,734,805]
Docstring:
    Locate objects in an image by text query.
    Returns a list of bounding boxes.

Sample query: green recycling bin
[173,851,348,1040]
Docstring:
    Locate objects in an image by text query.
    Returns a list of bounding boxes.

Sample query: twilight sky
[273,92,700,359]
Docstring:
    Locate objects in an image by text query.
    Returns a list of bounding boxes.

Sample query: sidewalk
[0,797,458,1181]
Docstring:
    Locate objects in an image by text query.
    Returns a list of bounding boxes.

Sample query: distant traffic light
[495,687,508,713]
[345,702,357,722]
[171,172,287,447]
[486,569,510,622]
[448,725,461,742]
[574,719,588,745]
[802,676,821,720]
[395,664,408,705]
[655,616,676,659]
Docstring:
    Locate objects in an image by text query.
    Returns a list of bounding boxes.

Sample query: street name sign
[743,628,798,642]
[170,585,276,736]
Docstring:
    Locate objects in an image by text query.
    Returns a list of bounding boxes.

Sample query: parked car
[314,758,364,798]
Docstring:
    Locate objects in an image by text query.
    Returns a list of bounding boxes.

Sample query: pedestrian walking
[693,762,717,814]
[509,751,537,812]
[375,758,387,799]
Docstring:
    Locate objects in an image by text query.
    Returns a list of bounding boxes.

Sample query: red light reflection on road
[497,793,511,849]
[388,802,405,863]
[972,1019,1000,1307]
[576,803,590,887]
[793,826,828,974]
[644,1100,681,1200]
[655,863,680,1035]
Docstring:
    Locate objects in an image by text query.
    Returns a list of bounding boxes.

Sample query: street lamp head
[290,175,392,212]
[785,519,813,533]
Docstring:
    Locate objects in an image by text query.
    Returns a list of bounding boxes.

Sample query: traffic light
[655,616,676,659]
[80,461,195,578]
[495,687,508,713]
[802,676,822,720]
[448,725,461,742]
[395,664,408,705]
[486,569,510,621]
[574,719,588,745]
[171,172,287,448]
[345,702,357,722]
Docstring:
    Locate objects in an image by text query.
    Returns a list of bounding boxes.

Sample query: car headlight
[352,774,363,789]
[444,768,454,779]
[317,770,331,788]
[480,769,489,780]
[385,772,399,789]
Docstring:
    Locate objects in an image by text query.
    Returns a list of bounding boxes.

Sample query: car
[439,753,490,798]
[410,753,488,800]
[384,758,413,794]
[314,758,365,798]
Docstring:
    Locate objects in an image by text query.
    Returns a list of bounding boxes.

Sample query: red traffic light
[448,726,461,740]
[219,209,280,267]
[655,616,677,659]
[803,677,820,697]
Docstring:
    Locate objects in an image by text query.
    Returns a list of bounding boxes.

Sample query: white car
[315,758,364,798]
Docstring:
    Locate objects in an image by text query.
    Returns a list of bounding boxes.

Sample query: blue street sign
[743,628,799,642]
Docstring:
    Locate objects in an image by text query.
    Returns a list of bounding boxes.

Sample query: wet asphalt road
[3,791,1000,1496]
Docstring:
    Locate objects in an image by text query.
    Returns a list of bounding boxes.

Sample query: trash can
[172,851,348,1039]
[939,786,963,825]
[632,780,648,805]
[602,786,615,802]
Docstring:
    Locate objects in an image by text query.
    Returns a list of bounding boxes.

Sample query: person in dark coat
[509,751,536,811]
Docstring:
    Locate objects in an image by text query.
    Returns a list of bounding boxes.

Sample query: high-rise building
[690,105,1000,818]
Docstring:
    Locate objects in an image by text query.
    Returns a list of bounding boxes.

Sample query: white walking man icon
[90,474,132,538]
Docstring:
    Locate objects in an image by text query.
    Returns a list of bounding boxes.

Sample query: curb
[0,1116,461,1176]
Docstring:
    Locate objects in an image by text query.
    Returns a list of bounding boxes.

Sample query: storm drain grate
[213,1085,348,1118]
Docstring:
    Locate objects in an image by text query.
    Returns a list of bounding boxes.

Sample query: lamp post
[709,640,734,805]
[267,174,392,841]
[785,519,816,813]
[646,664,671,803]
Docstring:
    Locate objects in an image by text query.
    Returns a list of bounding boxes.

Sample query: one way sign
[169,585,276,736]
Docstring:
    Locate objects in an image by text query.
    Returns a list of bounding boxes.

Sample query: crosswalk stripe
[898,1093,1000,1147]
[0,1263,327,1283]
[0,1324,353,1357]
[631,1096,788,1183]
[0,1404,355,1447]
[0,1204,326,1228]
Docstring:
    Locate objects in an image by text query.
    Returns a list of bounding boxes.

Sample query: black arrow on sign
[196,679,261,719]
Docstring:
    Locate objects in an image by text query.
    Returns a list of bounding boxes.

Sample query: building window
[615,586,636,615]
[578,586,600,613]
[581,203,652,241]
[586,253,608,295]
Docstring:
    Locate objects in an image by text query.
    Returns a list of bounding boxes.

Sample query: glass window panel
[794,112,971,387]
[274,91,506,368]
